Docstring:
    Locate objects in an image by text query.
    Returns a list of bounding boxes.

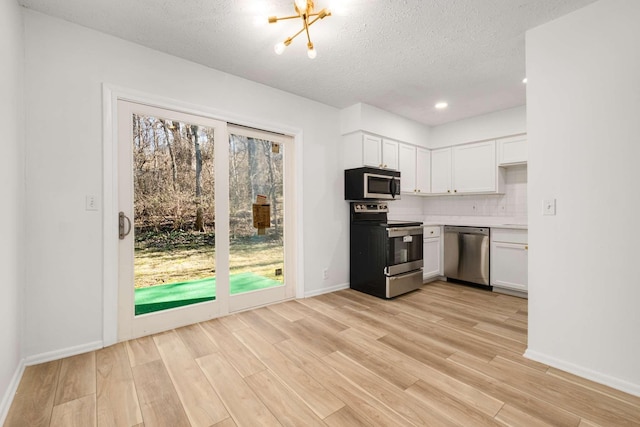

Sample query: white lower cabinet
[491,228,528,295]
[423,226,442,281]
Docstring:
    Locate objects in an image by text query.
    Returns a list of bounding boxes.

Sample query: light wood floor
[5,281,640,426]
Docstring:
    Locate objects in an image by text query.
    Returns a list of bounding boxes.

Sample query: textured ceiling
[18,0,597,126]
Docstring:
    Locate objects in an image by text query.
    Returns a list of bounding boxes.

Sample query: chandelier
[269,0,331,59]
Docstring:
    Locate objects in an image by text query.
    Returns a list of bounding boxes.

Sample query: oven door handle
[387,226,424,237]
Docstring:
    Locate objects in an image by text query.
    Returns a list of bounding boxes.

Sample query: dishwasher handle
[444,225,489,236]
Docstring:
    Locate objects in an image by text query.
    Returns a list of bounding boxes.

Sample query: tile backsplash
[389,165,527,221]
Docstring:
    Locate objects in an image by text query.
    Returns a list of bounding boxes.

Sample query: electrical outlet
[85,195,98,211]
[323,268,329,280]
[543,199,556,215]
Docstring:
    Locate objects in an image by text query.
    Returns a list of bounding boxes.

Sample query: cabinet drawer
[492,228,527,244]
[423,226,441,238]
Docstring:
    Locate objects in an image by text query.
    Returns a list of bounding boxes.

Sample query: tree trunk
[264,141,278,234]
[192,124,204,232]
[161,120,177,191]
[247,137,258,203]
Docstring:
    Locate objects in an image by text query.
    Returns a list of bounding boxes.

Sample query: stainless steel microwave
[344,167,401,200]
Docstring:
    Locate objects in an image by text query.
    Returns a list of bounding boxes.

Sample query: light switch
[543,199,556,215]
[86,195,99,211]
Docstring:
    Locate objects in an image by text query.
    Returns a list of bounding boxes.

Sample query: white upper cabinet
[398,144,431,194]
[498,135,527,166]
[415,147,431,194]
[381,139,399,170]
[453,141,499,193]
[360,134,398,170]
[430,141,504,195]
[431,148,452,194]
[398,143,416,193]
[345,131,515,196]
[362,134,382,167]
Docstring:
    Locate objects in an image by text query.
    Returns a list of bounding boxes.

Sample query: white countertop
[423,222,528,230]
[388,214,528,230]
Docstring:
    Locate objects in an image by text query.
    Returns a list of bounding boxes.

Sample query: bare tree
[160,119,178,191]
[192,124,205,232]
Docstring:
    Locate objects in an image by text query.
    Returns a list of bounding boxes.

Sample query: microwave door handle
[390,177,396,198]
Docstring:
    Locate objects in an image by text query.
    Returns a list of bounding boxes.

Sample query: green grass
[134,272,282,315]
[134,232,284,289]
[132,231,284,314]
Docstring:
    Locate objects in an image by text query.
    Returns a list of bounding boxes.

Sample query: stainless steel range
[349,202,424,298]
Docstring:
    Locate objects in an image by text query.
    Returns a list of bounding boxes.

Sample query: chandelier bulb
[295,0,309,14]
[307,44,317,59]
[274,42,286,55]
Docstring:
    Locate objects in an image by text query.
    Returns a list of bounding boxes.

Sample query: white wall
[429,105,526,149]
[526,0,640,395]
[0,0,24,420]
[22,10,346,358]
[340,103,430,147]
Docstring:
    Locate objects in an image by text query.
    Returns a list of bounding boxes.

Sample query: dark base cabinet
[349,222,388,298]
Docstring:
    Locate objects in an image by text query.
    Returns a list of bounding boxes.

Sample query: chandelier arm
[270,14,301,23]
[286,26,307,44]
[305,13,325,28]
[303,17,312,45]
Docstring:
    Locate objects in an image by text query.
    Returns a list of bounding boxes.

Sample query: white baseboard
[304,282,349,298]
[0,359,25,426]
[24,340,104,366]
[524,349,640,398]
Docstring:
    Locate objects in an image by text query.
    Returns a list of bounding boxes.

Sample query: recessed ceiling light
[522,77,528,84]
[435,102,448,109]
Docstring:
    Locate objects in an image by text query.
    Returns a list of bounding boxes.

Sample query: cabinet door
[398,143,416,193]
[491,242,528,292]
[498,135,527,165]
[423,238,441,280]
[453,141,496,193]
[382,139,399,170]
[362,134,382,167]
[431,148,452,194]
[416,147,431,194]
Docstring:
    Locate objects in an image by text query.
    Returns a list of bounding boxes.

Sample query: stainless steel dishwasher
[444,226,490,287]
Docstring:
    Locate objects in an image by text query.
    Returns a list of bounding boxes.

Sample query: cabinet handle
[430,231,434,235]
[447,190,451,193]
[384,164,387,168]
[454,189,457,193]
[525,245,528,250]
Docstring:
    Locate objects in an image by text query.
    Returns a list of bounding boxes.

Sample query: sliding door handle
[119,212,132,240]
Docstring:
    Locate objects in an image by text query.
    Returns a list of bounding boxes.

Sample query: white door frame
[226,125,296,313]
[101,84,305,346]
